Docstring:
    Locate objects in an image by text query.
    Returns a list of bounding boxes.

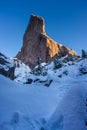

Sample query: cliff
[17,15,77,68]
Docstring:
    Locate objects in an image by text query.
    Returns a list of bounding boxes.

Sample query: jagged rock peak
[16,15,77,68]
[25,14,45,35]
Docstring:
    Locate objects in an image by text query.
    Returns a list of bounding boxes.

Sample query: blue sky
[0,0,87,57]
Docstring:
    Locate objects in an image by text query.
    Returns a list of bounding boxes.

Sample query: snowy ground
[0,72,87,130]
[0,56,87,130]
[44,80,87,130]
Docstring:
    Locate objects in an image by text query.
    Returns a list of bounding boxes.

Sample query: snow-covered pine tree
[54,57,63,69]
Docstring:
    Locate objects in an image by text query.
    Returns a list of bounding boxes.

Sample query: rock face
[17,15,77,68]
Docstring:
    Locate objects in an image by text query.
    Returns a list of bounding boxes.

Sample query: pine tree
[32,57,47,76]
[82,49,87,58]
[54,57,63,69]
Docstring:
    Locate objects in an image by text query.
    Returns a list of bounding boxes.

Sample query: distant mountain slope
[0,52,15,80]
[0,52,31,81]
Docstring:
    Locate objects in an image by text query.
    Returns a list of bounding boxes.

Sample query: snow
[14,57,87,85]
[14,62,31,83]
[0,55,14,71]
[44,82,87,130]
[0,58,87,130]
[0,75,68,130]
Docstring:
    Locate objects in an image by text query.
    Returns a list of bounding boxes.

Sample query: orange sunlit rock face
[16,15,77,68]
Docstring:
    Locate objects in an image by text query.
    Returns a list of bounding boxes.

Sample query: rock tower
[17,15,77,68]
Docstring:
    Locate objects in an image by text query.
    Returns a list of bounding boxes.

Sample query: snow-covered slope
[0,52,15,79]
[0,52,14,71]
[0,53,87,130]
[44,81,87,130]
[0,74,71,130]
[0,69,87,130]
[0,52,31,81]
[14,61,31,83]
[14,56,87,86]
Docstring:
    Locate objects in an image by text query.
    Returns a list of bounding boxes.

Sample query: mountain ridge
[0,50,87,84]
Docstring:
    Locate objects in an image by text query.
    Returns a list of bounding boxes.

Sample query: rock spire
[16,15,77,68]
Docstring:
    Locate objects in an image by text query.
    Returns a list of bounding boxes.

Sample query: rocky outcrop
[17,15,77,68]
[0,52,15,80]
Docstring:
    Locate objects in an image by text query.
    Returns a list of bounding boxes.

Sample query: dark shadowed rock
[16,15,77,68]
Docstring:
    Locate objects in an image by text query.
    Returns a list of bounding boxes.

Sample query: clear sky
[0,0,87,57]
